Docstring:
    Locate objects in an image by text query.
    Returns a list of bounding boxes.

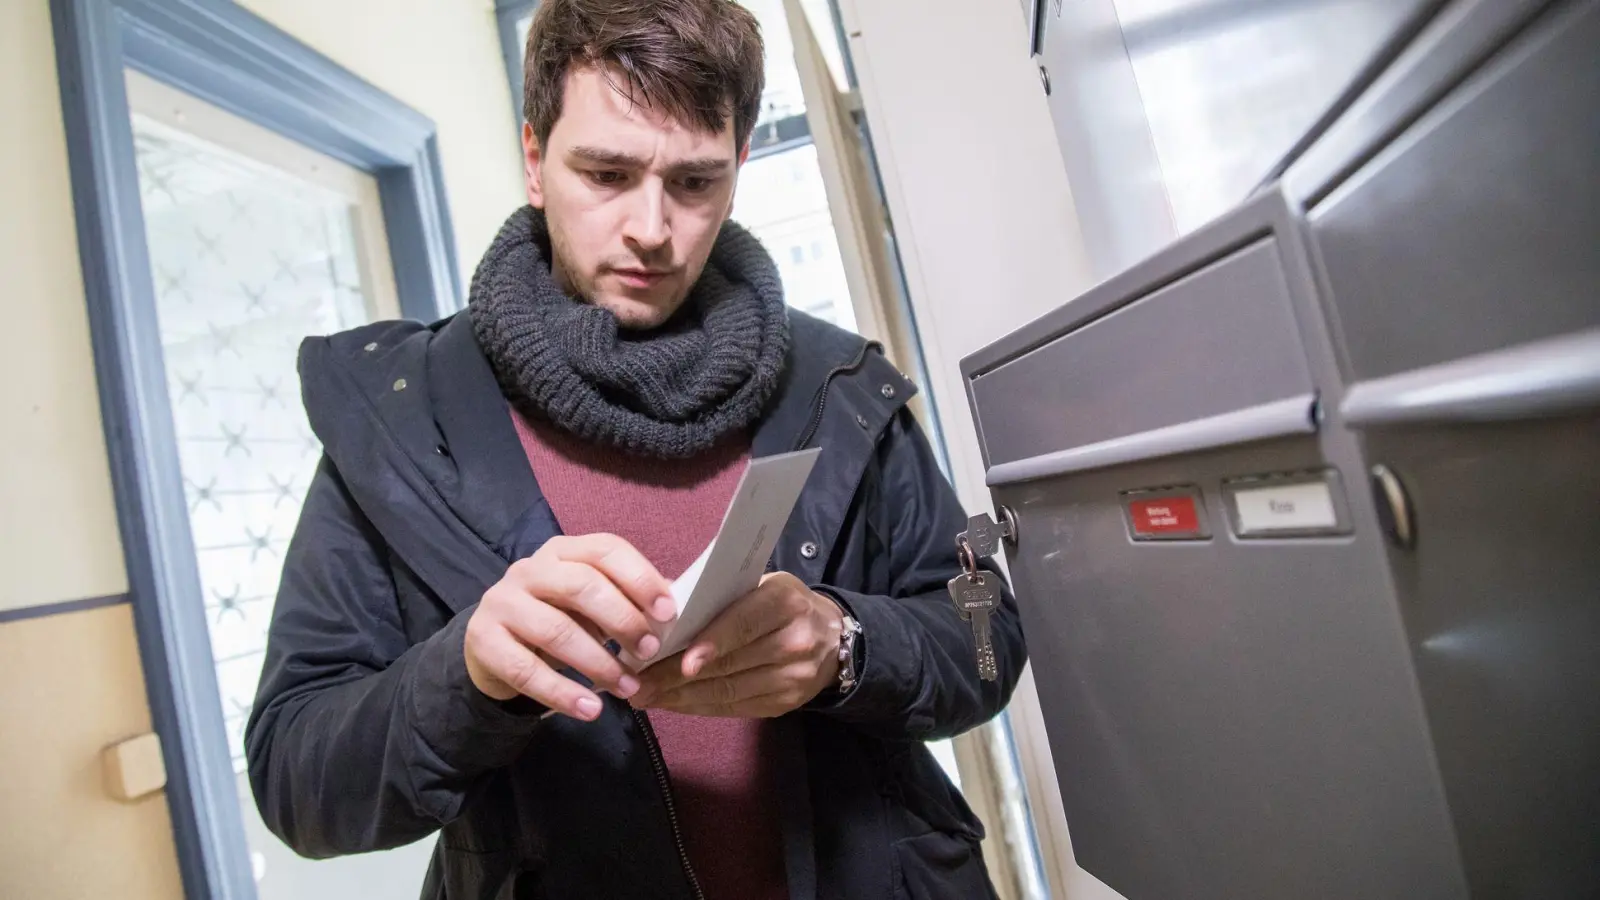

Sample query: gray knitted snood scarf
[469,205,791,460]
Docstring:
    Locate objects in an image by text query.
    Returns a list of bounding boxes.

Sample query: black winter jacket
[244,310,1026,900]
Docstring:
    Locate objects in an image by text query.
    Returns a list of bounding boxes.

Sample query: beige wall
[238,0,527,292]
[0,606,184,899]
[0,0,522,895]
[1,0,128,616]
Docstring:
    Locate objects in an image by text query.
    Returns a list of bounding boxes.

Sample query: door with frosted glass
[125,70,434,899]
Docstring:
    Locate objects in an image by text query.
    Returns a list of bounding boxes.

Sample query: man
[246,0,1025,897]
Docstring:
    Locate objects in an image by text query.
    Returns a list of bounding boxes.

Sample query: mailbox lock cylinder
[1370,464,1415,550]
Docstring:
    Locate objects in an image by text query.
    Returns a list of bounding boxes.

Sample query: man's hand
[464,534,677,721]
[630,572,843,717]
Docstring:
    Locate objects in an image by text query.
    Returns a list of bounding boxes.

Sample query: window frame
[50,0,461,896]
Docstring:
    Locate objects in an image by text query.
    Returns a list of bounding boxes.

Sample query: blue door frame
[49,1,461,896]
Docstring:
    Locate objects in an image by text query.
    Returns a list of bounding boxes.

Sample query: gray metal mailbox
[969,1,1600,897]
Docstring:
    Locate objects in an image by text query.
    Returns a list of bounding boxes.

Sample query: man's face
[524,64,745,329]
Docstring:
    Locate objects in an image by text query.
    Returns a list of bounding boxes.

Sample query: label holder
[1222,468,1353,539]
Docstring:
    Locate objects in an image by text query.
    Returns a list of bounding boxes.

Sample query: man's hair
[522,0,766,152]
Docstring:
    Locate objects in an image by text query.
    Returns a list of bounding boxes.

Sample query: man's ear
[523,122,546,209]
[737,140,750,167]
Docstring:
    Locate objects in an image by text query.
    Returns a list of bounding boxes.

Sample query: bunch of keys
[950,510,1014,682]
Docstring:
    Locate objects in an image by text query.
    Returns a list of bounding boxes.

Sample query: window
[129,72,400,773]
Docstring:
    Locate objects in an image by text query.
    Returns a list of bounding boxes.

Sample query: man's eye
[589,170,625,186]
[679,176,712,193]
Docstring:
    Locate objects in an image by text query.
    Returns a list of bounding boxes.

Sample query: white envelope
[623,447,821,670]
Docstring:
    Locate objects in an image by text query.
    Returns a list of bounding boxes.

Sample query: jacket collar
[308,308,915,565]
[427,313,555,558]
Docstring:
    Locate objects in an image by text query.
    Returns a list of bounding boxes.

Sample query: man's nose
[620,180,671,254]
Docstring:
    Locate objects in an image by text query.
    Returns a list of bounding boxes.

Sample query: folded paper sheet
[624,447,821,671]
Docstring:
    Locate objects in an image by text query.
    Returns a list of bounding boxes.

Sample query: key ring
[956,535,979,578]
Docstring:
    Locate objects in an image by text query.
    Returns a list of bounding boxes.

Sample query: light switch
[102,732,166,802]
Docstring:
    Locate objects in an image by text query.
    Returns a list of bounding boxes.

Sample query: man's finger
[499,597,640,699]
[517,559,661,661]
[697,624,816,681]
[642,663,795,710]
[680,579,798,676]
[471,625,605,720]
[548,534,676,623]
[635,650,691,698]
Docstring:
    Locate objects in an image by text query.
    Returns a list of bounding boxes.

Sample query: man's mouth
[612,268,671,289]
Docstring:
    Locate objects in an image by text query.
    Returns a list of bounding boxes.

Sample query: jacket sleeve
[809,409,1026,741]
[244,458,543,858]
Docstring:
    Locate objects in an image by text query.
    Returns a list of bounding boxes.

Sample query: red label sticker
[1129,496,1201,536]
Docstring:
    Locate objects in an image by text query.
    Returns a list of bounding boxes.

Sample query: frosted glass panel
[133,114,380,771]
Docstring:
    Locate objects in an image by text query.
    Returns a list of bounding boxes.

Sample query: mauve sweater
[511,409,790,900]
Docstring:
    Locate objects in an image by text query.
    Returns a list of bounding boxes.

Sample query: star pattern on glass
[155,264,182,295]
[175,371,206,406]
[194,228,225,263]
[241,282,269,315]
[212,584,247,622]
[141,165,181,206]
[224,192,255,229]
[256,375,285,410]
[186,475,222,513]
[245,527,275,563]
[220,423,251,457]
[272,250,301,285]
[210,322,242,358]
[267,473,298,508]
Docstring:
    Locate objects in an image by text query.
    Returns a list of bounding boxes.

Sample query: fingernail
[616,675,640,699]
[637,634,661,660]
[685,653,705,678]
[576,696,602,720]
[653,595,676,623]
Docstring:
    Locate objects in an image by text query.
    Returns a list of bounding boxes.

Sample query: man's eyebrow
[567,145,733,176]
[567,145,646,168]
[667,156,735,176]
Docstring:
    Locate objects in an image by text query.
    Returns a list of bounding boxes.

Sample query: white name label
[1232,481,1338,534]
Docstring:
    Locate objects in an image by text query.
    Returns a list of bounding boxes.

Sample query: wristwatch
[836,615,864,693]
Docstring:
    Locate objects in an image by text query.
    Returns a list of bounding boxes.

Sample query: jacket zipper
[632,708,707,900]
[793,342,877,452]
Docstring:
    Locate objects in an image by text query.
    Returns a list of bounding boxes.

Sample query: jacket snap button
[855,414,870,429]
[364,342,378,352]
[800,541,819,560]
[880,384,896,399]
[392,378,407,392]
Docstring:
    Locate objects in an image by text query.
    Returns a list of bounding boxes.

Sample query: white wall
[832,1,1118,897]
